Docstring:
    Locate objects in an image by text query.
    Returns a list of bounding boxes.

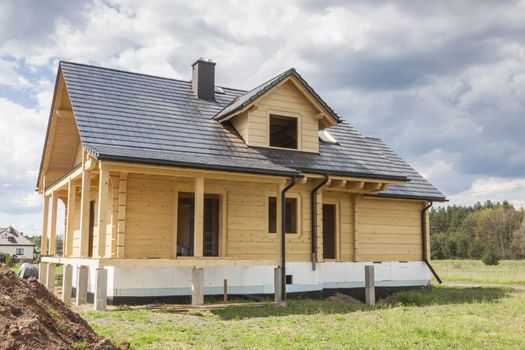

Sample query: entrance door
[177,192,220,257]
[322,204,336,259]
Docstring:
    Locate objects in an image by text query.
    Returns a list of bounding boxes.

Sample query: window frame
[266,192,301,235]
[15,248,24,255]
[267,110,302,151]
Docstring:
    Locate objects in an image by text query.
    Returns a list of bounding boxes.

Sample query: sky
[1,0,525,236]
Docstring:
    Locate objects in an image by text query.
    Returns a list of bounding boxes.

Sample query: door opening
[322,204,336,259]
[177,192,220,257]
[88,200,95,257]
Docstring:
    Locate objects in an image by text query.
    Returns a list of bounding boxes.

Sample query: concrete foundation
[75,266,88,306]
[191,267,204,305]
[62,264,73,304]
[45,263,56,292]
[94,268,108,311]
[365,265,375,305]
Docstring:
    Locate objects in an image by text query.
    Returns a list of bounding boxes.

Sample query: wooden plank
[172,183,178,258]
[79,170,91,257]
[194,177,204,257]
[49,193,58,256]
[116,172,128,258]
[65,181,76,257]
[41,196,49,256]
[97,164,109,257]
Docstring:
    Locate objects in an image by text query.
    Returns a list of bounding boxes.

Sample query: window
[15,248,24,255]
[269,115,298,149]
[268,196,298,234]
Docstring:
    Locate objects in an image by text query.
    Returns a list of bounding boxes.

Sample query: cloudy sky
[1,0,525,236]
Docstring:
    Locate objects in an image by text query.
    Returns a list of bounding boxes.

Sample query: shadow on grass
[211,286,517,320]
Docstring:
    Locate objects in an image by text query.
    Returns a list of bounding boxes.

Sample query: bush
[445,237,457,257]
[4,253,13,267]
[430,234,445,259]
[468,241,485,259]
[481,246,500,266]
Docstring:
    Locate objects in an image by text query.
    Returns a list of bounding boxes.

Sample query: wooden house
[37,60,446,309]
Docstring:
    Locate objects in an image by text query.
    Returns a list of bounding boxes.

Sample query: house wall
[95,173,428,263]
[0,245,34,260]
[241,80,320,153]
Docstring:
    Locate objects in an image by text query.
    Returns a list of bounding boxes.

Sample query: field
[432,259,525,285]
[82,259,525,350]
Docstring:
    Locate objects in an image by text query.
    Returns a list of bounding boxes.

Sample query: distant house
[0,226,35,261]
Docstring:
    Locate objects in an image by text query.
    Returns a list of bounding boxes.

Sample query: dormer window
[269,115,298,149]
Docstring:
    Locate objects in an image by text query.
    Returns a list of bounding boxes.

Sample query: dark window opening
[286,275,293,285]
[322,204,336,259]
[88,200,95,257]
[269,115,298,149]
[268,196,297,234]
[177,192,220,257]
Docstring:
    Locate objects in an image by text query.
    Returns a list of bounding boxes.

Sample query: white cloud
[450,177,525,208]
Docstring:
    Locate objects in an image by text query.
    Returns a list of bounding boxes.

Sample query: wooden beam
[194,177,204,257]
[172,182,178,259]
[300,176,308,185]
[329,180,347,188]
[79,170,91,258]
[364,182,382,191]
[346,181,365,190]
[97,164,109,257]
[44,166,83,197]
[65,181,76,257]
[116,172,127,258]
[41,196,49,256]
[49,192,58,256]
[103,161,285,184]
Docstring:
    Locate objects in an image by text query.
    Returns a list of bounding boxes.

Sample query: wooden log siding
[62,170,428,263]
[357,197,424,261]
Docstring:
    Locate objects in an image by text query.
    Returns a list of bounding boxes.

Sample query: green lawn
[432,259,525,285]
[83,286,525,350]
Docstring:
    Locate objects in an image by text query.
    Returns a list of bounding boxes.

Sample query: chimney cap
[192,58,216,67]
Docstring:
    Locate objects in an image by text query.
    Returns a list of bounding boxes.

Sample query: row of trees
[430,201,525,260]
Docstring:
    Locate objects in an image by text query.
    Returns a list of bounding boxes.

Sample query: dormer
[214,69,341,153]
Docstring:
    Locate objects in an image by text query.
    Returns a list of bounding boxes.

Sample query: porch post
[194,177,204,257]
[94,267,107,311]
[116,172,128,258]
[192,267,204,305]
[49,192,58,256]
[40,195,49,257]
[79,170,91,257]
[45,263,56,292]
[97,164,109,257]
[65,181,76,257]
[39,195,50,284]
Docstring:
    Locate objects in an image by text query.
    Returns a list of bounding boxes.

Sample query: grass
[432,259,525,285]
[83,286,525,349]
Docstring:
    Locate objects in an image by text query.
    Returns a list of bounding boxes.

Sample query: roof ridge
[59,61,247,93]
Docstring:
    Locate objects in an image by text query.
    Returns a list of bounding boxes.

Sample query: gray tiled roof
[365,137,446,201]
[59,61,445,200]
[214,68,341,124]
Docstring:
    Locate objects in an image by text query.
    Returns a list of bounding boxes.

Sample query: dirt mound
[326,293,363,305]
[0,266,121,350]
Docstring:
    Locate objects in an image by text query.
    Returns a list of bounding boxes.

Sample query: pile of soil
[0,266,121,350]
[326,293,363,305]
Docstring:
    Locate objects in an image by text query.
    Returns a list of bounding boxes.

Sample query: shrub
[481,246,500,266]
[430,235,445,259]
[4,253,13,267]
[468,241,485,259]
[445,237,457,257]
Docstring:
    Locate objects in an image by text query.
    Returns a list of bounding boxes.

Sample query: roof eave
[366,193,448,202]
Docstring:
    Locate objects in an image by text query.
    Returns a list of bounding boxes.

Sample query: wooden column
[65,182,76,257]
[62,264,73,304]
[79,170,91,257]
[425,202,431,260]
[193,177,204,257]
[49,192,58,256]
[116,172,127,258]
[97,165,109,257]
[353,194,362,261]
[172,182,178,258]
[315,190,324,263]
[41,195,49,256]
